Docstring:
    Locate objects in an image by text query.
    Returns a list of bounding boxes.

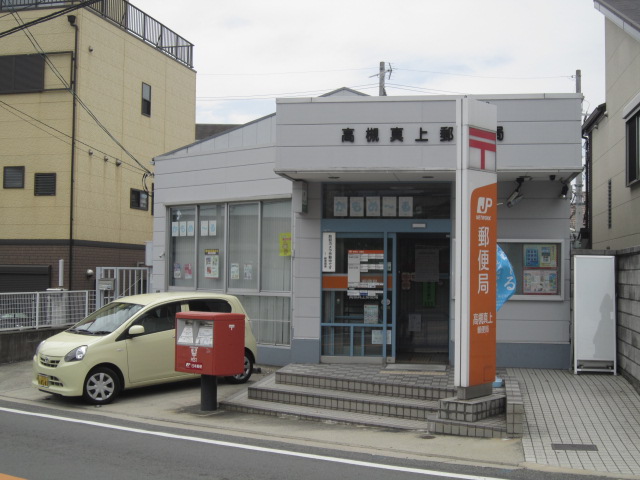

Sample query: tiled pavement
[509,368,640,476]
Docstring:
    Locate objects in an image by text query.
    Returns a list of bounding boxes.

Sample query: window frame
[3,166,25,189]
[626,111,640,186]
[130,188,149,211]
[498,239,565,301]
[141,82,151,117]
[34,172,56,196]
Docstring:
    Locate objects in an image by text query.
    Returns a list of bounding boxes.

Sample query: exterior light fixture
[115,159,122,167]
[560,183,569,199]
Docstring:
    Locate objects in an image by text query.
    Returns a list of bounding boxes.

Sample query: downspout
[68,14,79,290]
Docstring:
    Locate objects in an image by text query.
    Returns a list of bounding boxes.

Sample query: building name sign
[340,126,504,144]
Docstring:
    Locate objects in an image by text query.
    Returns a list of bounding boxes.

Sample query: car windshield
[68,302,144,335]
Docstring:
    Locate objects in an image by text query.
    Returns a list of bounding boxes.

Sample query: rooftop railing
[0,0,194,68]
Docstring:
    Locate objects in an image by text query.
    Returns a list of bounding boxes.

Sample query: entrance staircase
[222,363,523,438]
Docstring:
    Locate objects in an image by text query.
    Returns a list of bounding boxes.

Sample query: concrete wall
[0,327,66,364]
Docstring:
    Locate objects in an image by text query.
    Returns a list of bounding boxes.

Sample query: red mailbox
[175,311,245,376]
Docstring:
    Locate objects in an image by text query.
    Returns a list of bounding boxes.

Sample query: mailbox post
[175,311,245,411]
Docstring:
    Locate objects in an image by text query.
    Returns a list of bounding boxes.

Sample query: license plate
[37,374,49,388]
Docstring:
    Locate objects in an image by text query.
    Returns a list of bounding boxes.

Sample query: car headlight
[64,345,88,362]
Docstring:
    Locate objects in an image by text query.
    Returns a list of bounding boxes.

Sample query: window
[3,166,24,189]
[627,112,639,185]
[498,241,563,298]
[0,54,45,94]
[228,203,259,290]
[141,83,151,116]
[130,189,148,210]
[167,200,292,345]
[169,206,196,288]
[34,173,56,196]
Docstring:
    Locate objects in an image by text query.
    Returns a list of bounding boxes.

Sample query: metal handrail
[0,0,194,68]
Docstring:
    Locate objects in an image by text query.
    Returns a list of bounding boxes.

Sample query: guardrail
[0,290,95,331]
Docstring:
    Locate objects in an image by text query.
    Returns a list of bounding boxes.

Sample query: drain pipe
[67,14,79,290]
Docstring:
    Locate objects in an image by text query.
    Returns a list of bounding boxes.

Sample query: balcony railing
[0,0,194,68]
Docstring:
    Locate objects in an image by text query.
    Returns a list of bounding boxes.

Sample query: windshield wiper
[67,328,94,335]
[88,330,113,336]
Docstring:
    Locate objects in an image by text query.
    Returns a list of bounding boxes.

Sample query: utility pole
[377,61,392,96]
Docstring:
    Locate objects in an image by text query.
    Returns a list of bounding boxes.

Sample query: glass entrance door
[395,234,450,364]
[321,234,393,358]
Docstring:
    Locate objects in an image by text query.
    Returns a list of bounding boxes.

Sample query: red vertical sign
[469,183,497,385]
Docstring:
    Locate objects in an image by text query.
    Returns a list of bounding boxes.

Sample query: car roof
[113,292,240,307]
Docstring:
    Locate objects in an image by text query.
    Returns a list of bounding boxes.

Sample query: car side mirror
[128,325,145,336]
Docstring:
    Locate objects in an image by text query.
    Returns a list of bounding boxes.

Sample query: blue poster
[496,245,516,310]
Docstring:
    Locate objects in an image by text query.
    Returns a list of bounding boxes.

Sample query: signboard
[454,98,498,394]
[322,232,336,272]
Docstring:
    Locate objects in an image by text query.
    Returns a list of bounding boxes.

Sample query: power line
[8,8,152,175]
[394,67,573,81]
[0,0,101,39]
[0,100,146,175]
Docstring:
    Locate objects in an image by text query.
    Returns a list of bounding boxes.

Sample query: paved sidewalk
[510,368,640,476]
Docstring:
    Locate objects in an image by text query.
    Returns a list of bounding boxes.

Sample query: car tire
[83,366,121,405]
[225,352,253,384]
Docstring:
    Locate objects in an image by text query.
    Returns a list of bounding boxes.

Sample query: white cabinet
[573,255,616,374]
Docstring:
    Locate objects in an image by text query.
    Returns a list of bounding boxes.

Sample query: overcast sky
[131,0,606,126]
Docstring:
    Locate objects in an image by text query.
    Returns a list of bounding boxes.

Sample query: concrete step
[249,375,439,421]
[275,368,456,401]
[222,380,433,432]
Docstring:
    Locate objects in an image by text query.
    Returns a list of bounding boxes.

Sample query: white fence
[0,290,96,331]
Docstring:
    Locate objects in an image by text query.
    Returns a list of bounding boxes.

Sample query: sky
[131,0,606,126]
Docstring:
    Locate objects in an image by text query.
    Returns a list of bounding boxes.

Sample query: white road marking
[0,406,509,480]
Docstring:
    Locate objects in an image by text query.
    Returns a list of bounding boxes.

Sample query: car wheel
[225,352,253,384]
[83,367,121,405]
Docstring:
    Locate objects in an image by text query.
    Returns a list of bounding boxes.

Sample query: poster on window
[364,304,379,324]
[279,233,292,256]
[187,221,195,237]
[204,250,219,279]
[172,222,179,237]
[398,197,413,217]
[524,244,557,268]
[243,263,253,280]
[334,197,348,216]
[179,221,187,237]
[230,263,240,280]
[350,197,364,217]
[184,263,192,279]
[173,263,181,279]
[209,220,217,236]
[366,197,381,216]
[523,269,558,294]
[371,329,392,345]
[200,221,209,236]
[382,197,397,217]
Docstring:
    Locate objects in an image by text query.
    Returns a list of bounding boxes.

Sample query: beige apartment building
[0,0,196,291]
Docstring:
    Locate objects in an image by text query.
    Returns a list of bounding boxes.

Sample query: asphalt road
[0,401,617,480]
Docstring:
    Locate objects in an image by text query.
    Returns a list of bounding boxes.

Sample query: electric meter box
[175,311,245,376]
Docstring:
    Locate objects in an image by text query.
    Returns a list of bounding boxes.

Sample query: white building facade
[152,92,582,369]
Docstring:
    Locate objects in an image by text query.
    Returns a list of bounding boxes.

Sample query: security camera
[506,192,523,208]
